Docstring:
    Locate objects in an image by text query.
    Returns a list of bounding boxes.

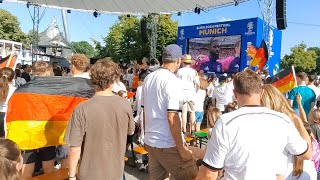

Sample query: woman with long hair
[261,84,315,179]
[0,67,15,137]
[0,138,23,180]
[308,108,320,142]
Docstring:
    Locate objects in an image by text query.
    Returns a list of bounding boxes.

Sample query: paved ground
[124,153,149,180]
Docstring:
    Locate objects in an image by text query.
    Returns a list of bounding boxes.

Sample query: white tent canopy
[7,0,248,15]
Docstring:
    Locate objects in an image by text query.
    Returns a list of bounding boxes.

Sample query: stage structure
[177,17,282,76]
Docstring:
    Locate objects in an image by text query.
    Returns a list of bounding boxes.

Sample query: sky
[1,0,320,57]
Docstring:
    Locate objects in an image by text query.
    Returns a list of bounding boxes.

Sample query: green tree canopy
[308,47,320,74]
[0,9,26,45]
[92,39,110,59]
[70,41,95,58]
[104,15,178,62]
[281,43,317,73]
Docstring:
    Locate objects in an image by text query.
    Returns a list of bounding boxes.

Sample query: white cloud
[219,17,232,22]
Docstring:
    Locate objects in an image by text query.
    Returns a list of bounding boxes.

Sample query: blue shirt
[227,57,240,73]
[200,60,222,73]
[288,86,316,115]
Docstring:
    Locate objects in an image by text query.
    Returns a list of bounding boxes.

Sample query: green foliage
[103,15,178,62]
[92,39,110,59]
[0,9,27,46]
[308,47,320,74]
[156,15,178,58]
[71,41,95,58]
[22,30,39,49]
[281,43,317,73]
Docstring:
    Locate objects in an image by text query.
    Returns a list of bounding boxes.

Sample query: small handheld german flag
[0,54,17,69]
[249,40,269,71]
[265,66,297,93]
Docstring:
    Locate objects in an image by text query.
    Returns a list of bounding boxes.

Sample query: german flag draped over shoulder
[265,66,297,93]
[6,77,95,150]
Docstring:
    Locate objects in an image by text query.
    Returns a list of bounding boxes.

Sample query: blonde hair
[69,54,89,71]
[261,84,296,121]
[32,61,52,76]
[308,108,320,125]
[207,107,222,128]
[261,84,303,177]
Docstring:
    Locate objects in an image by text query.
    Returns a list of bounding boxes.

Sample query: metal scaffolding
[27,3,46,62]
[259,0,274,50]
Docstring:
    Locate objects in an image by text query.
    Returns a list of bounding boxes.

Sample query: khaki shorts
[182,101,195,113]
[145,144,198,180]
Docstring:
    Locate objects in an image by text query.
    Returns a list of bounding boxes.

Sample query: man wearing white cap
[177,54,200,136]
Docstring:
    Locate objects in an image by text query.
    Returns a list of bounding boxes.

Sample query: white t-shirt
[142,68,183,148]
[73,73,90,79]
[134,85,144,144]
[203,106,308,180]
[281,153,317,180]
[0,84,16,112]
[134,86,143,118]
[126,73,134,89]
[112,81,127,93]
[207,82,217,98]
[177,66,199,102]
[14,77,26,87]
[225,81,235,104]
[308,84,320,108]
[212,84,229,111]
[194,89,206,112]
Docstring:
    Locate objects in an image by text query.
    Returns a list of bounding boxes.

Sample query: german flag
[0,54,17,69]
[265,66,297,93]
[6,77,95,150]
[249,40,269,71]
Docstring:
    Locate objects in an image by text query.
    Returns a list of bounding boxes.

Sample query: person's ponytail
[0,67,15,102]
[0,75,9,102]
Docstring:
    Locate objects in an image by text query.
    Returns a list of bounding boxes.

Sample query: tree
[281,43,317,73]
[103,15,178,62]
[70,41,95,58]
[92,39,110,59]
[308,47,320,74]
[0,9,27,45]
[156,15,178,58]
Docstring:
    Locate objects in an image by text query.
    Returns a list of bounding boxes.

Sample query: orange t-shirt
[132,75,139,89]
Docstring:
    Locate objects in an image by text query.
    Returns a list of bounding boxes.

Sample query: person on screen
[227,40,241,73]
[200,39,223,73]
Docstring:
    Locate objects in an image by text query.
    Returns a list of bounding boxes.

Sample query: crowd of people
[0,44,320,180]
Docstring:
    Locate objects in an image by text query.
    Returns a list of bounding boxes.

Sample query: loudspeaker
[140,19,148,42]
[276,0,287,30]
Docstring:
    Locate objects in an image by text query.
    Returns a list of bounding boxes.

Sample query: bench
[133,146,148,155]
[185,136,194,143]
[195,130,208,148]
[27,168,68,180]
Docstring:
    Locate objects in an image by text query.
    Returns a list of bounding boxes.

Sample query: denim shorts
[195,112,204,124]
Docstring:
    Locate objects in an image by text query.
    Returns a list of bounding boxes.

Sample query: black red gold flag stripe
[6,77,95,150]
[265,66,296,93]
[249,40,269,71]
[0,54,17,69]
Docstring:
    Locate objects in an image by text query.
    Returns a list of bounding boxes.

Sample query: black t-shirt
[21,72,31,82]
